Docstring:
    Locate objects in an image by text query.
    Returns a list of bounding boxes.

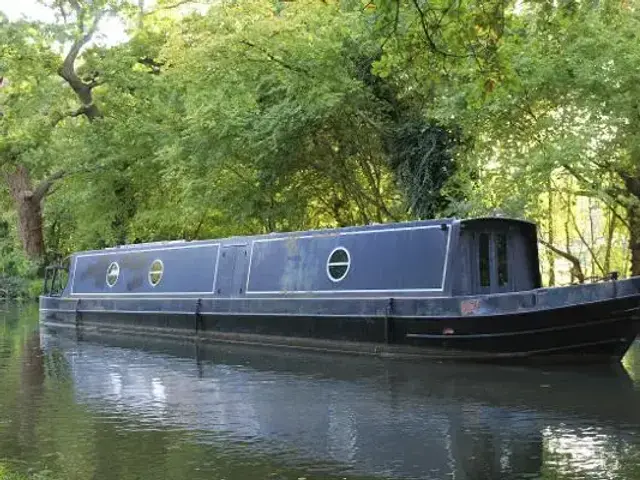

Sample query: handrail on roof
[459,216,536,226]
[104,239,188,250]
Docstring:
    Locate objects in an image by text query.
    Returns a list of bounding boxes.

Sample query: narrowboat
[39,217,640,363]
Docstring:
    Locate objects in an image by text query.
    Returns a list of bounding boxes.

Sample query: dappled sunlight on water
[0,306,638,479]
[543,426,640,480]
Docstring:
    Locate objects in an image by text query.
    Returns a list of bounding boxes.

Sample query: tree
[0,0,108,261]
[373,0,640,277]
[154,0,410,233]
[0,17,69,260]
[467,2,640,276]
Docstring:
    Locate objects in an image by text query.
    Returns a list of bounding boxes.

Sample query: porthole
[148,259,164,287]
[327,247,350,282]
[106,262,120,288]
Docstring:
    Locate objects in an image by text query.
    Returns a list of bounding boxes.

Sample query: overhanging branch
[32,170,67,202]
[409,0,469,59]
[32,164,107,202]
[58,9,105,121]
[241,40,311,76]
[142,0,202,16]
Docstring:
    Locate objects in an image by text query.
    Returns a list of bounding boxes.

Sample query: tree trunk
[619,165,640,276]
[603,207,616,274]
[5,165,46,260]
[564,192,575,283]
[588,198,596,276]
[546,189,555,286]
[628,201,640,276]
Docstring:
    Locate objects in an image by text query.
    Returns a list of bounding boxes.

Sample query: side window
[327,247,351,282]
[148,259,164,287]
[479,233,490,287]
[106,262,120,288]
[496,233,509,286]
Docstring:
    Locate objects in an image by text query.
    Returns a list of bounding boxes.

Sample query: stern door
[473,231,512,294]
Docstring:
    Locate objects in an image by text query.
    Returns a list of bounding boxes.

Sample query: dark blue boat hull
[39,286,640,363]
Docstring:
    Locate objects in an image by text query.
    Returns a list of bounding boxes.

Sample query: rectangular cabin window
[496,233,509,286]
[479,233,490,287]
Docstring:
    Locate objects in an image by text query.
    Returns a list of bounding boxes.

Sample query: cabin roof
[70,216,535,256]
[72,218,456,255]
[459,217,536,228]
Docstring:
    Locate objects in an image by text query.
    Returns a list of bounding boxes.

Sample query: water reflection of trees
[40,332,640,479]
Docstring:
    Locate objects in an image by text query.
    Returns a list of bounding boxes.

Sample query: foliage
[1,0,640,288]
[0,464,58,480]
[0,217,40,299]
[373,0,640,279]
[386,116,465,219]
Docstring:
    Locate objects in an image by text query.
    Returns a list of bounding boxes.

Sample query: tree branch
[31,164,108,203]
[409,0,469,59]
[67,0,82,13]
[57,2,69,23]
[538,238,585,284]
[568,206,605,275]
[617,167,640,200]
[562,164,629,212]
[138,56,164,74]
[32,170,67,202]
[142,0,202,16]
[50,104,97,127]
[58,9,105,121]
[85,76,102,89]
[241,40,311,76]
[189,208,210,240]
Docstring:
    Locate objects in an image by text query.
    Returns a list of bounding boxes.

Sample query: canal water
[0,306,639,480]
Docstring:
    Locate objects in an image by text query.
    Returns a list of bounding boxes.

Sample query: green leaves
[2,0,637,281]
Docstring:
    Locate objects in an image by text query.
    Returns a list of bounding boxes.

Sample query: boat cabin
[51,217,542,299]
[451,218,541,296]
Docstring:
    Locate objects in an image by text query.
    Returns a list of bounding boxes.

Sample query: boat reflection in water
[42,326,640,480]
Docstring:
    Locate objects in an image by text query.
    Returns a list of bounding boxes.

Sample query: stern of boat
[401,276,640,364]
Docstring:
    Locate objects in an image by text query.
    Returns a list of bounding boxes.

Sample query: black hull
[39,293,640,364]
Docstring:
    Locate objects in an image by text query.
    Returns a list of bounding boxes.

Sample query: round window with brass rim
[326,247,350,282]
[106,262,120,288]
[148,259,164,287]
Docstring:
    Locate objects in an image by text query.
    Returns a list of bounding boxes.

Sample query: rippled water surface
[1,306,639,479]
